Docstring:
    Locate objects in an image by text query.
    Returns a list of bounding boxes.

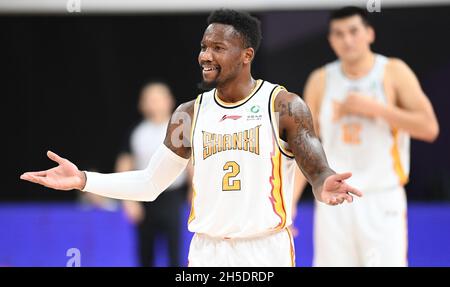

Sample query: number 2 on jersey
[222,161,241,191]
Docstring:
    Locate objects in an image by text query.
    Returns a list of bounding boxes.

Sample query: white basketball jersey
[319,54,410,192]
[189,79,297,238]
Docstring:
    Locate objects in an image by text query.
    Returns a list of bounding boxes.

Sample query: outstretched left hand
[318,172,362,205]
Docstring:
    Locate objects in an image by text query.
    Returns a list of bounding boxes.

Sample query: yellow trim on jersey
[286,228,296,267]
[270,143,287,230]
[270,86,295,157]
[214,79,263,107]
[188,184,197,224]
[391,129,409,186]
[190,94,202,166]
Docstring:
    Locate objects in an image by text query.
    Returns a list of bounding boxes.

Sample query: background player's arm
[303,67,326,135]
[382,59,439,141]
[293,166,307,205]
[276,91,362,205]
[340,59,439,142]
[289,166,307,237]
[115,152,145,224]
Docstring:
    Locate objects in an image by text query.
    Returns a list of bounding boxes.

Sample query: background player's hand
[20,151,86,191]
[340,92,382,119]
[319,172,362,205]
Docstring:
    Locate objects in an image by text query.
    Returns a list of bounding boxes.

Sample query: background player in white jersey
[115,81,189,266]
[299,6,439,266]
[20,9,362,267]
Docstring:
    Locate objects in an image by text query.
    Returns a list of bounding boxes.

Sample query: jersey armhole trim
[268,85,295,159]
[190,93,204,165]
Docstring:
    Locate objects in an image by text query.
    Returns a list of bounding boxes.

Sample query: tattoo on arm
[277,92,334,190]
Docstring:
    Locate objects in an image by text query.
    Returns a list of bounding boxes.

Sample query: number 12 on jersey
[222,161,241,191]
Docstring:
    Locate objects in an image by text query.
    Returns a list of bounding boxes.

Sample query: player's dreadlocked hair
[207,9,262,52]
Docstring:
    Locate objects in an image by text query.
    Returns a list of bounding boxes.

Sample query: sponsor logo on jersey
[219,115,242,122]
[202,125,261,159]
[250,105,260,113]
[247,105,263,121]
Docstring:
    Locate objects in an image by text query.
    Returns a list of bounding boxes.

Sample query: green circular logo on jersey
[250,105,260,113]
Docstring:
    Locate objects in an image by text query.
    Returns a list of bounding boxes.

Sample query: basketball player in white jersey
[20,9,362,267]
[299,7,439,266]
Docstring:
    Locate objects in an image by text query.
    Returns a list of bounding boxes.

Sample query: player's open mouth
[202,65,221,77]
[202,66,219,71]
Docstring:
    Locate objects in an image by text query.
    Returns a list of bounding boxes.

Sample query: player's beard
[197,68,220,91]
[197,78,218,91]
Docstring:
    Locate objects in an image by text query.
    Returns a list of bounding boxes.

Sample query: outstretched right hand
[20,151,86,191]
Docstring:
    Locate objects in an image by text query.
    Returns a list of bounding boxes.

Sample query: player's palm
[20,151,84,191]
[320,172,362,205]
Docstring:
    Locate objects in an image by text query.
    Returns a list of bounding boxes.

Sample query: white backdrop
[0,0,449,13]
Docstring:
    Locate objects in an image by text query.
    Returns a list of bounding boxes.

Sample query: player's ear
[243,47,255,64]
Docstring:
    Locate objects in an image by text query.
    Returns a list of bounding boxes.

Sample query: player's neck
[341,52,375,80]
[216,75,256,103]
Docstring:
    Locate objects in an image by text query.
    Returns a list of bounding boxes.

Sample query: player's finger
[47,150,65,165]
[20,171,47,180]
[341,184,363,197]
[333,172,352,181]
[25,170,47,176]
[20,173,32,181]
[336,196,345,205]
[344,193,353,203]
[327,196,337,205]
[22,174,46,186]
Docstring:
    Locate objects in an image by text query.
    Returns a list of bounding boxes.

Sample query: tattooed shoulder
[274,90,316,141]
